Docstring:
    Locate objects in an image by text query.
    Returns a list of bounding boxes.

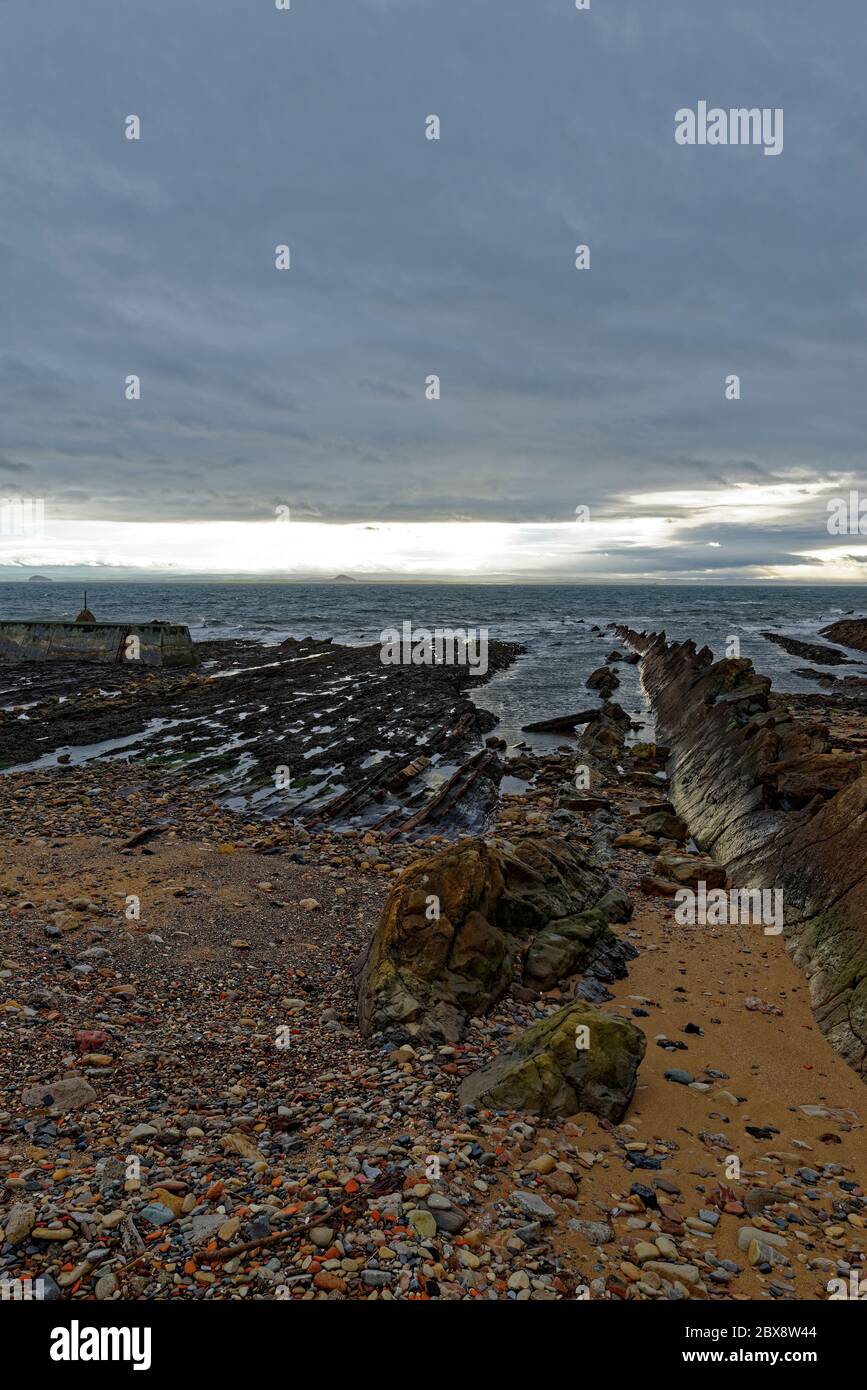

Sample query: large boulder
[494,836,609,932]
[523,909,613,992]
[459,1001,645,1122]
[357,839,509,1041]
[357,835,616,1041]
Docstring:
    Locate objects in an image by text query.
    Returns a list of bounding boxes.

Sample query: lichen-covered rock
[357,835,615,1041]
[493,836,609,933]
[356,839,510,1041]
[458,1001,646,1122]
[595,885,632,923]
[523,909,612,992]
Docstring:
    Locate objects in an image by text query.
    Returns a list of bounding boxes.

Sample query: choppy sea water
[3,581,866,748]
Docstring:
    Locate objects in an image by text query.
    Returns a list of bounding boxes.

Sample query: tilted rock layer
[616,626,867,1076]
[820,618,867,654]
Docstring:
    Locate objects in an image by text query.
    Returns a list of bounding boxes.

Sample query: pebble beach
[2,618,866,1306]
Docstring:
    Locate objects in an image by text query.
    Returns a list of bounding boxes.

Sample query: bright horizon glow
[0,482,862,581]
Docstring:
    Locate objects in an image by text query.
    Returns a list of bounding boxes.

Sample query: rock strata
[615,626,867,1075]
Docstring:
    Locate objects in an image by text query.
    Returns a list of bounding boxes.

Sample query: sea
[3,581,866,748]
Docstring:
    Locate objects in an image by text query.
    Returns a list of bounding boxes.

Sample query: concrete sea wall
[0,620,198,668]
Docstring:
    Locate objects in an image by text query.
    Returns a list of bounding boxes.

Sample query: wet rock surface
[761,632,851,665]
[0,636,522,833]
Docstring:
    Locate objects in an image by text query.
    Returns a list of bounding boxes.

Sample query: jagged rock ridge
[615,626,867,1077]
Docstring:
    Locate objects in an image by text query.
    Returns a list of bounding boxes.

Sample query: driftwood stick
[114,1174,398,1285]
[200,1173,397,1265]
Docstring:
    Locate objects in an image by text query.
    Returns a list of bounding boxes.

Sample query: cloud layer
[1,0,866,579]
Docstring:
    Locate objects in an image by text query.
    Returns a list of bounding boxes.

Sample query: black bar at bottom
[2,1293,857,1376]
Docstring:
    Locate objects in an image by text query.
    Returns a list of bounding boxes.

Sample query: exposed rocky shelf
[0,635,523,834]
[821,618,867,653]
[761,631,851,665]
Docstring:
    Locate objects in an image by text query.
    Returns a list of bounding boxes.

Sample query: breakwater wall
[0,620,198,668]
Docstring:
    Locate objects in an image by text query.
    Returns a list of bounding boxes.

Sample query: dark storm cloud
[1,0,865,579]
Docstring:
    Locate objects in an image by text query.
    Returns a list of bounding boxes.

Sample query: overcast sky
[1,0,866,581]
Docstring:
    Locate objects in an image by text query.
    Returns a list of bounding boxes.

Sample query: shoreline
[1,628,865,1302]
